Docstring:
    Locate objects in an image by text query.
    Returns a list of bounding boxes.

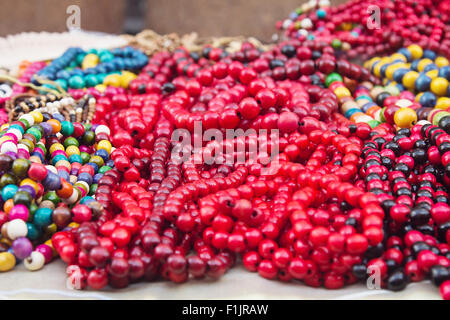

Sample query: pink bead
[35,244,53,264]
[8,204,29,221]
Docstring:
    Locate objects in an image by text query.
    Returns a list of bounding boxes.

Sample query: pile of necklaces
[0,0,449,300]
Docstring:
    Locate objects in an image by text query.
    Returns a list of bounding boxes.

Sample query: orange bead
[3,199,14,214]
[47,119,62,134]
[56,179,74,198]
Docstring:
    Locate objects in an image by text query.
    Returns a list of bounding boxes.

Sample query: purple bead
[52,113,65,122]
[4,152,17,160]
[18,185,36,198]
[12,237,33,260]
[42,171,62,190]
[40,122,53,136]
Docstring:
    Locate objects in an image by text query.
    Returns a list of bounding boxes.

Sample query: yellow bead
[66,145,80,157]
[334,86,351,99]
[417,58,432,72]
[43,223,57,237]
[407,44,423,60]
[49,143,65,154]
[90,155,104,167]
[103,74,121,87]
[68,222,79,229]
[435,56,449,68]
[0,252,16,272]
[391,53,407,63]
[20,178,39,193]
[385,63,403,80]
[430,77,449,96]
[45,239,58,257]
[415,92,423,102]
[426,69,439,79]
[436,97,450,110]
[95,84,107,93]
[55,160,71,170]
[29,156,43,164]
[0,124,9,131]
[402,71,419,90]
[394,107,418,128]
[97,140,112,154]
[120,71,137,89]
[29,111,43,124]
[82,53,99,70]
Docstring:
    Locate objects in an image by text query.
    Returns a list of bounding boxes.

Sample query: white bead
[110,146,116,154]
[0,141,17,154]
[319,0,330,7]
[374,109,383,122]
[396,99,413,108]
[355,115,374,123]
[19,114,34,126]
[7,128,22,141]
[300,18,313,29]
[17,143,30,152]
[75,180,89,193]
[60,98,69,107]
[308,0,318,7]
[7,219,28,240]
[95,125,111,136]
[46,165,58,174]
[53,101,61,109]
[24,251,45,271]
[282,19,292,29]
[64,189,79,204]
[417,120,431,126]
[298,29,309,37]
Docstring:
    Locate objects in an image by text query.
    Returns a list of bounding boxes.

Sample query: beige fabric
[0,260,440,299]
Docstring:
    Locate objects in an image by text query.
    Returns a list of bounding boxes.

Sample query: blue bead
[419,91,437,108]
[79,196,95,205]
[69,154,83,164]
[361,102,376,113]
[106,159,115,168]
[423,50,436,60]
[423,63,438,72]
[58,169,70,182]
[95,149,109,162]
[411,59,420,71]
[52,113,65,122]
[398,48,412,62]
[345,108,362,118]
[52,154,68,166]
[393,68,409,83]
[438,66,450,80]
[78,172,93,185]
[42,171,62,190]
[415,74,432,91]
[2,184,18,201]
[93,173,103,184]
[87,162,98,173]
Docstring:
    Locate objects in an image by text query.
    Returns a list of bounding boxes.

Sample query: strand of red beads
[47,37,450,299]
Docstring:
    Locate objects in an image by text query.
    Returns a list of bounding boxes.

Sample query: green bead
[89,184,98,196]
[80,152,91,164]
[379,107,386,122]
[83,123,92,131]
[0,173,17,188]
[60,121,74,136]
[33,208,53,228]
[295,7,303,14]
[26,223,40,240]
[19,118,30,129]
[325,73,343,87]
[367,120,381,128]
[331,39,342,49]
[28,203,38,222]
[26,127,42,141]
[43,191,60,206]
[13,191,32,206]
[433,111,450,126]
[85,74,98,87]
[82,131,95,146]
[98,166,112,174]
[11,158,31,178]
[63,137,79,148]
[68,75,85,89]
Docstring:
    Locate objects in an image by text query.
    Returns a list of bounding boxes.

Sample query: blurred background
[0,0,346,42]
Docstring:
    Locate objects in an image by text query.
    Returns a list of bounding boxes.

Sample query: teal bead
[85,74,98,87]
[316,9,326,18]
[55,79,68,91]
[60,121,74,136]
[69,154,83,164]
[1,184,18,201]
[33,208,53,228]
[76,54,86,65]
[9,124,24,134]
[80,196,95,205]
[68,75,85,89]
[52,154,68,166]
[96,74,106,83]
[26,223,40,240]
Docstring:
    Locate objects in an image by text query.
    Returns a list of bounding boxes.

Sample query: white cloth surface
[0,259,440,300]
